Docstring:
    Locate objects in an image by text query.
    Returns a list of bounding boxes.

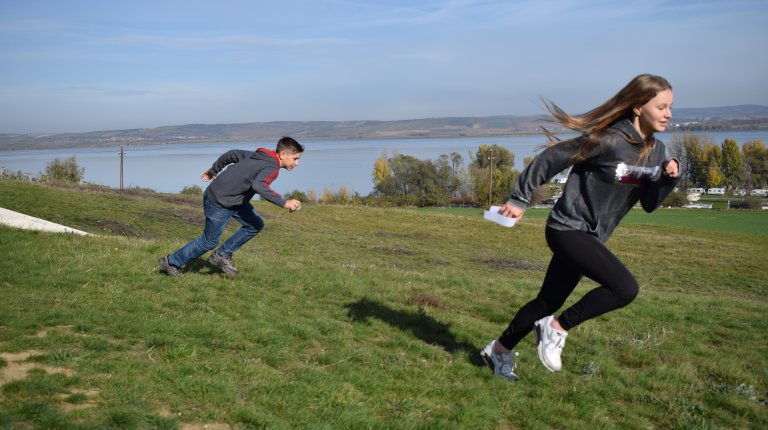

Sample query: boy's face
[278,150,302,170]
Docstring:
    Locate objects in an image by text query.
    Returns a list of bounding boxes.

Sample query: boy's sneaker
[534,315,567,372]
[158,255,181,277]
[208,251,239,275]
[480,340,519,381]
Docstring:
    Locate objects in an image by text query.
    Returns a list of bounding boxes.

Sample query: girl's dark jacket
[507,118,679,243]
[204,148,286,209]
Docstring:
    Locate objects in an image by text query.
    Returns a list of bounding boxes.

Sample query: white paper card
[483,206,517,227]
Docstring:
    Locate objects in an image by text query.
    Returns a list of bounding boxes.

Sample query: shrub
[285,189,308,202]
[42,156,84,184]
[729,197,762,210]
[180,185,203,195]
[663,191,689,208]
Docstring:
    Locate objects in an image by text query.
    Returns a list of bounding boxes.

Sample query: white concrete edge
[0,207,91,236]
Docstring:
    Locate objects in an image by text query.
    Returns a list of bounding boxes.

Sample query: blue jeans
[168,194,264,268]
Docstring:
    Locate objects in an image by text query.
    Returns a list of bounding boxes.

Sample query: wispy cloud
[88,34,348,50]
[62,86,172,97]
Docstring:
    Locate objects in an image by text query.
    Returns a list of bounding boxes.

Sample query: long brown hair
[543,74,672,164]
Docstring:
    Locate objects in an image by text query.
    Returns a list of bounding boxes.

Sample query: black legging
[498,227,639,350]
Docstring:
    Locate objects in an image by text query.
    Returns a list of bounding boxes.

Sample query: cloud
[88,34,348,50]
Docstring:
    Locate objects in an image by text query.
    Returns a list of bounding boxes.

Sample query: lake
[1,130,766,196]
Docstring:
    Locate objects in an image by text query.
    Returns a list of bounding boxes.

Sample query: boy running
[158,136,303,276]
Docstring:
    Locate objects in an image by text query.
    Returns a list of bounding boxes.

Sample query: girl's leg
[497,228,583,350]
[550,231,639,331]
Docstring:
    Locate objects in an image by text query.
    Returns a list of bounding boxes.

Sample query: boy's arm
[207,150,252,176]
[251,165,287,208]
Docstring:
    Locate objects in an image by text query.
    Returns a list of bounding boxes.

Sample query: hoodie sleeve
[507,135,587,209]
[251,164,287,208]
[208,150,252,176]
[640,157,680,212]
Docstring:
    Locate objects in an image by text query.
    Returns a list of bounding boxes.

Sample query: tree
[743,139,768,189]
[668,133,689,186]
[469,144,518,206]
[706,164,724,188]
[306,189,318,204]
[720,138,743,190]
[372,152,390,189]
[704,144,723,187]
[682,133,711,186]
[43,156,84,184]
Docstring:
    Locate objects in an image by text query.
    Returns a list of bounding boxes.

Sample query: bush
[285,189,308,202]
[662,191,689,208]
[42,156,84,184]
[729,197,762,210]
[180,185,203,195]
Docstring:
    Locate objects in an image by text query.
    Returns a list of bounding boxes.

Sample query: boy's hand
[285,199,301,211]
[201,170,216,182]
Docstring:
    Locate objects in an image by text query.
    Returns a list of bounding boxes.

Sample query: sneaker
[158,255,181,277]
[534,315,567,372]
[208,251,239,275]
[480,340,519,381]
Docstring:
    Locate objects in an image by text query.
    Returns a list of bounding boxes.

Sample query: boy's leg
[216,202,264,257]
[168,195,231,268]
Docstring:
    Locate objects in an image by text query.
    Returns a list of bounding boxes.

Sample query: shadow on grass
[346,298,486,368]
[178,258,223,275]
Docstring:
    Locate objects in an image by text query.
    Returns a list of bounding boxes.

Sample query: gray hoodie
[508,119,678,242]
[204,148,286,209]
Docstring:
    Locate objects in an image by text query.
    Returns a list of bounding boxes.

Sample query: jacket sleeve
[507,135,586,209]
[252,166,287,208]
[640,158,679,212]
[208,150,251,176]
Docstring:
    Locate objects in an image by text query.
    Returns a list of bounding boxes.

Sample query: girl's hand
[664,159,679,178]
[499,203,524,221]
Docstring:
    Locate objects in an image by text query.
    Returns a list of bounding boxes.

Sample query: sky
[1,0,767,133]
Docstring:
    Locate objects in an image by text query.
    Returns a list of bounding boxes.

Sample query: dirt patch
[180,424,232,430]
[376,231,429,240]
[89,218,142,236]
[35,325,76,338]
[362,243,419,255]
[167,207,205,225]
[57,387,101,412]
[476,256,545,271]
[0,350,74,385]
[411,293,444,309]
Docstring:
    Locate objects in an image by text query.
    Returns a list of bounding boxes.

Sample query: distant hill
[1,105,767,151]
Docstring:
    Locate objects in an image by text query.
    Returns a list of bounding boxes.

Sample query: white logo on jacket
[614,162,659,186]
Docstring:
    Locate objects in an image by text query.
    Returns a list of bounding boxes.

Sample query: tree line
[668,134,767,190]
[12,133,767,208]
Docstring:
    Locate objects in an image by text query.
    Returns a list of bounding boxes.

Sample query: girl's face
[633,88,673,138]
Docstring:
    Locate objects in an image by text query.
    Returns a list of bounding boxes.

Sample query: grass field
[1,180,767,429]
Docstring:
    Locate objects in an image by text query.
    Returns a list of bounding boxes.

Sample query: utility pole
[488,147,494,207]
[118,145,126,193]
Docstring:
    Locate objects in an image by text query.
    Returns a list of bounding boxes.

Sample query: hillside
[2,105,767,151]
[0,180,766,428]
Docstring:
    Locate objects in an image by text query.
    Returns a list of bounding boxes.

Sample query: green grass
[1,180,767,429]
